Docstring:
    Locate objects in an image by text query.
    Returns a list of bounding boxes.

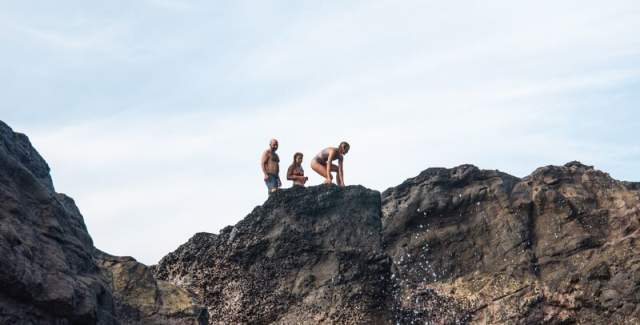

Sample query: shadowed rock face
[0,121,205,325]
[0,121,116,324]
[158,162,640,324]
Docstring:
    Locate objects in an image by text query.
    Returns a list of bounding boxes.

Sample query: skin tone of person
[310,142,350,187]
[287,152,308,186]
[261,139,281,193]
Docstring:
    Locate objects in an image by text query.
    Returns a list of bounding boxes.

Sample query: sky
[1,0,639,265]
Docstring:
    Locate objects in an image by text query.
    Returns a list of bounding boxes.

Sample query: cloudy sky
[1,0,639,265]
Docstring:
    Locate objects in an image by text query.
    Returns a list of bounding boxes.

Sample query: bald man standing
[261,139,281,194]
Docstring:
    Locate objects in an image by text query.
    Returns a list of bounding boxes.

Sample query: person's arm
[338,157,344,186]
[261,151,269,180]
[326,150,334,183]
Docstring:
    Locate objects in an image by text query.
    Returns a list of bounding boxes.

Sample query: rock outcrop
[95,251,208,325]
[0,121,206,325]
[155,185,391,324]
[0,121,116,324]
[157,163,640,324]
[1,119,639,324]
[382,162,640,324]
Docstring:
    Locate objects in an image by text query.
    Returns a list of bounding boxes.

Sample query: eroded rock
[158,162,640,324]
[95,251,208,325]
[0,121,115,324]
[156,185,392,324]
[2,119,639,324]
[381,161,640,324]
[0,121,205,324]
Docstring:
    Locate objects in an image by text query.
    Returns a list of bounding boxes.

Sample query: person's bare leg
[311,160,328,179]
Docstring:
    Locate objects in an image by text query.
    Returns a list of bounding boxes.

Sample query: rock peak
[0,121,54,191]
[0,120,206,325]
[563,160,593,169]
[1,119,639,324]
[158,162,640,324]
[156,181,388,324]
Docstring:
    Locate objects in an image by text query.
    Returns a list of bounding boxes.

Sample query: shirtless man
[310,141,350,187]
[261,139,281,194]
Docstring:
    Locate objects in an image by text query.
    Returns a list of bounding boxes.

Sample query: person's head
[269,139,279,151]
[339,141,350,155]
[293,152,303,165]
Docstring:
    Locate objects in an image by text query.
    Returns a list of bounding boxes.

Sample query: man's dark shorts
[265,174,281,192]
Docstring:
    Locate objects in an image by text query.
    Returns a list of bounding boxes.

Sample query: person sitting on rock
[287,152,308,187]
[261,139,281,194]
[311,141,350,187]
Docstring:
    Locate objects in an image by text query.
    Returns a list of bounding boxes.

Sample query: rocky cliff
[381,162,640,324]
[156,163,640,324]
[155,185,391,324]
[1,119,639,324]
[0,121,206,325]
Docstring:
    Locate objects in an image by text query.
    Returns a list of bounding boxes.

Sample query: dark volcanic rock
[382,165,524,324]
[382,161,640,324]
[0,121,116,324]
[3,119,640,324]
[158,162,640,324]
[0,121,205,324]
[0,121,54,191]
[155,185,392,324]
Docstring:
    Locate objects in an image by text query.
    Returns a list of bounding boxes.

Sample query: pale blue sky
[1,0,639,264]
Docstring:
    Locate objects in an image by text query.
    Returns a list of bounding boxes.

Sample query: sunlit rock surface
[159,162,640,324]
[96,251,208,325]
[0,121,205,324]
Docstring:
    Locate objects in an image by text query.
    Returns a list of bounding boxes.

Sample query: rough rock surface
[95,251,208,325]
[0,121,205,324]
[2,119,639,324]
[158,162,640,324]
[382,162,640,324]
[155,185,391,324]
[0,121,116,324]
